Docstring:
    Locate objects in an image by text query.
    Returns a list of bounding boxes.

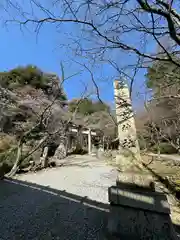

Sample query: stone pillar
[113,79,142,172]
[102,135,105,151]
[40,146,49,168]
[88,128,92,155]
[76,126,83,152]
[67,133,72,153]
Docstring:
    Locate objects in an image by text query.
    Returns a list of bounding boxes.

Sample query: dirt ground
[0,155,117,240]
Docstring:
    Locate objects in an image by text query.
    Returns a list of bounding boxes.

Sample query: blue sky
[0,21,116,104]
[0,1,156,110]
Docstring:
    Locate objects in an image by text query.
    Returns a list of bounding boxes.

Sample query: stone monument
[113,80,142,171]
[106,80,176,239]
[113,79,152,185]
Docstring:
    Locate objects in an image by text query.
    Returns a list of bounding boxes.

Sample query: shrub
[0,144,35,175]
[0,65,49,90]
[151,142,177,154]
[0,135,16,153]
[0,146,17,175]
[0,162,12,177]
[138,138,147,150]
[19,154,34,169]
[71,146,88,155]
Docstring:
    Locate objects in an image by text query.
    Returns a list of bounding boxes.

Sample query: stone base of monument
[107,185,177,239]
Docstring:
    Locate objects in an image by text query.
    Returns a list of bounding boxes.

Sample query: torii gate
[69,126,97,154]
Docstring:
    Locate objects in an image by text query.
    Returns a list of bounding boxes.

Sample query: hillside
[0,65,116,177]
[0,65,68,176]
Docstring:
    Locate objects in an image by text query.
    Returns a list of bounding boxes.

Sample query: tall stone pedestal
[106,184,177,239]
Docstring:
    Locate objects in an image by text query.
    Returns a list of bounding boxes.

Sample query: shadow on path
[0,177,180,239]
[0,178,109,240]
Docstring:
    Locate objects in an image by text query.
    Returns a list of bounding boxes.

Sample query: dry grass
[107,152,180,229]
[142,154,180,177]
[142,154,180,228]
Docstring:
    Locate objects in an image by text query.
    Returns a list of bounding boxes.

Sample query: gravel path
[0,155,117,240]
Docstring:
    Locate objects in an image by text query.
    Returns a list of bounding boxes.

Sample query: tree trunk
[6,136,48,177]
[5,141,22,177]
